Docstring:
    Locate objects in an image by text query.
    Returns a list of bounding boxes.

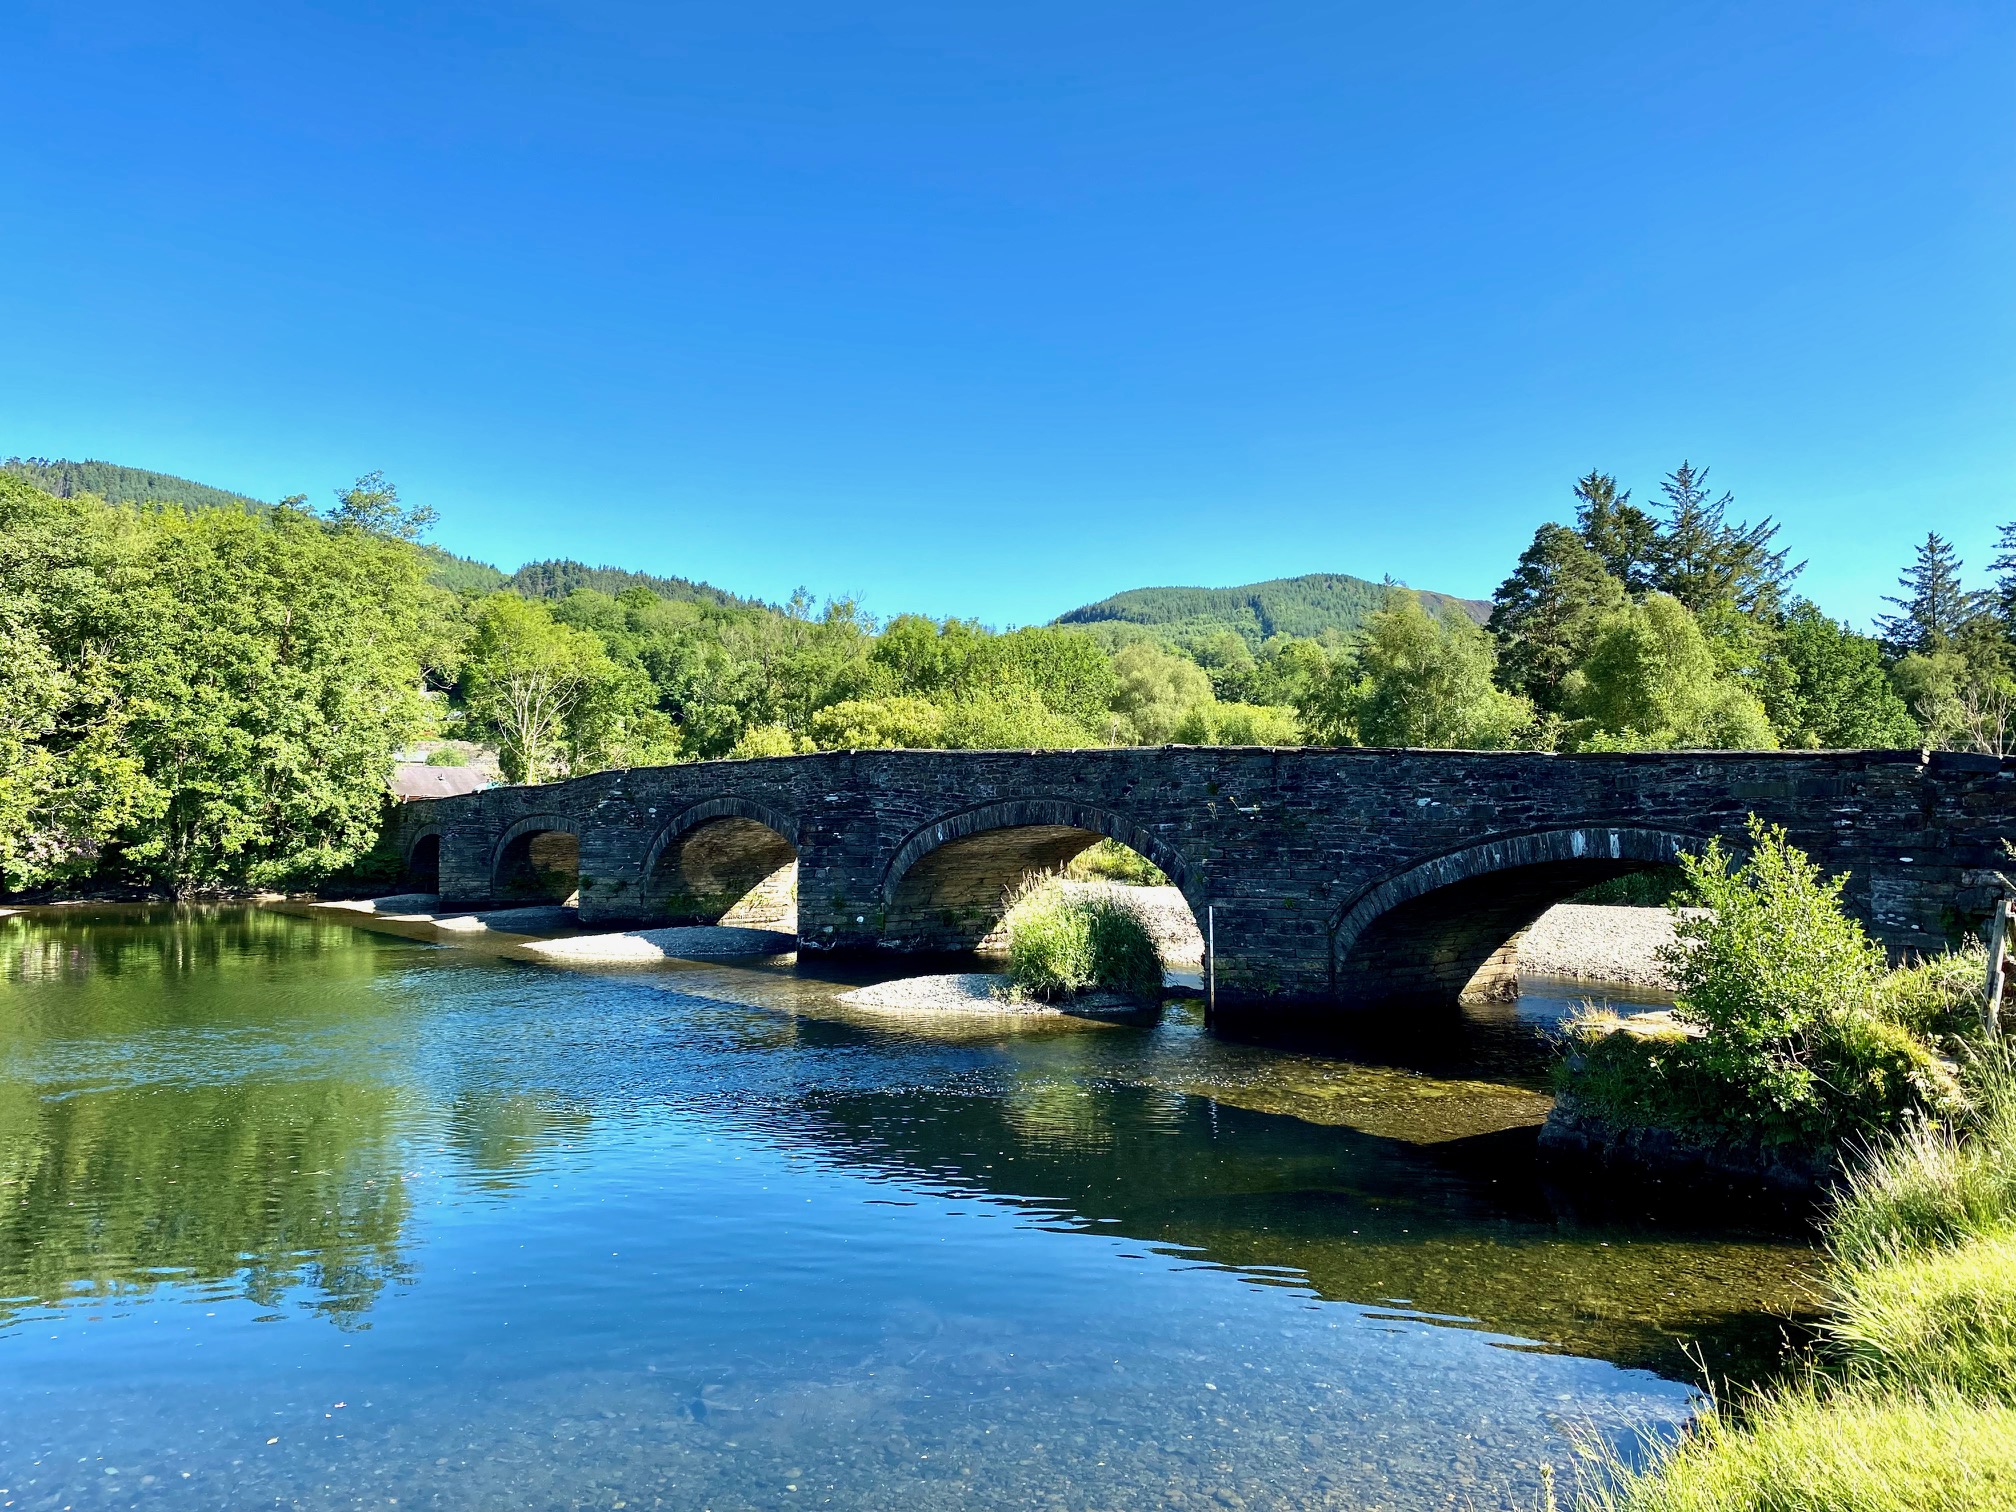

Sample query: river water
[0,906,1816,1511]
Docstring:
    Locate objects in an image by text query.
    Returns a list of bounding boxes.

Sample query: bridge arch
[1328,825,1713,1008]
[638,797,801,929]
[880,798,1195,952]
[402,827,443,891]
[490,814,582,905]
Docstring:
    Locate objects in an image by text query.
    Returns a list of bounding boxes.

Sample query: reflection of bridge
[385,747,2014,1008]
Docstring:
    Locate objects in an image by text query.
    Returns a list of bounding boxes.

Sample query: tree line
[0,462,2002,895]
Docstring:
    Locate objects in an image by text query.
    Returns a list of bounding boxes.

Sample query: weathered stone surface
[380,747,2016,1011]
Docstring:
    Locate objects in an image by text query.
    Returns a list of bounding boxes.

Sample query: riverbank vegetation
[5,453,2014,895]
[1553,821,1976,1183]
[1001,875,1163,1002]
[1573,1054,2016,1511]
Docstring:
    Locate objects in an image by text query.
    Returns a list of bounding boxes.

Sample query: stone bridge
[382,747,2015,1009]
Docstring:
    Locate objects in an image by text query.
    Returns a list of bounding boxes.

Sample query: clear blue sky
[3,1,2010,629]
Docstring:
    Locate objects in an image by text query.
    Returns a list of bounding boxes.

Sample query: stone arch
[880,799,1196,952]
[403,827,443,891]
[1328,825,1712,1009]
[490,813,583,904]
[638,797,801,928]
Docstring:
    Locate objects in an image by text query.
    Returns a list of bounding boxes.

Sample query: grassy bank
[1573,1055,2016,1510]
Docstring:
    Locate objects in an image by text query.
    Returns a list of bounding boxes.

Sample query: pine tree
[1988,520,2016,630]
[1876,533,1977,654]
[1488,523,1628,711]
[1573,471,1660,593]
[1647,462,1799,616]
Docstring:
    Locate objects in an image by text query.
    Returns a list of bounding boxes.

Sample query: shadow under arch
[490,813,582,904]
[638,797,801,929]
[880,798,1195,952]
[403,828,442,891]
[1328,825,1715,1009]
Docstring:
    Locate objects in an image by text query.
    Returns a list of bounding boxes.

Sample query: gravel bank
[838,973,1148,1015]
[520,926,796,963]
[1519,904,1697,989]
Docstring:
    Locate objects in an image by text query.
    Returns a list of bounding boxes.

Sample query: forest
[0,459,2007,895]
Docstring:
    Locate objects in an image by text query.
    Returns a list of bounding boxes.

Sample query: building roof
[391,763,492,801]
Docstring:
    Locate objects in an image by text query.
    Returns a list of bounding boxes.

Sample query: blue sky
[3,1,2010,629]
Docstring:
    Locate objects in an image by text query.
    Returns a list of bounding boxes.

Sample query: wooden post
[1987,893,2013,1038]
[1205,905,1216,1028]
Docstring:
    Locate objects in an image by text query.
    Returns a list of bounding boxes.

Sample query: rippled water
[0,906,1817,1511]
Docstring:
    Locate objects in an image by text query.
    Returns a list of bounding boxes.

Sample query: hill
[1,456,751,607]
[2,456,268,514]
[1054,573,1491,649]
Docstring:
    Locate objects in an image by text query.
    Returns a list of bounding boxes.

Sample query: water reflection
[0,905,1816,1511]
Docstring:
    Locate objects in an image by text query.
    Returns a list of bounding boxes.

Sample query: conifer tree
[1573,471,1660,593]
[1647,462,1799,616]
[1876,533,1977,655]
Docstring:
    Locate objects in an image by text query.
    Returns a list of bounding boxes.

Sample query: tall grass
[1002,874,1162,1001]
[1573,1054,2016,1512]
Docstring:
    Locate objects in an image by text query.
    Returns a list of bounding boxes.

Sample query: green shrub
[1576,1384,2016,1512]
[1600,816,1965,1151]
[1002,876,1162,1002]
[424,746,470,766]
[1062,838,1169,887]
[1829,1233,2016,1401]
[1571,867,1686,907]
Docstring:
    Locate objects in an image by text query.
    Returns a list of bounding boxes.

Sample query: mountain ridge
[1055,572,1491,649]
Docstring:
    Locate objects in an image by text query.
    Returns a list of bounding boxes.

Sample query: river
[0,905,1816,1511]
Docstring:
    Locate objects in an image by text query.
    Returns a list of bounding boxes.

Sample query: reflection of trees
[793,1083,1819,1384]
[445,1090,594,1192]
[0,1078,412,1327]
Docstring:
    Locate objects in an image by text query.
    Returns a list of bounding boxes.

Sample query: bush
[1002,875,1162,1002]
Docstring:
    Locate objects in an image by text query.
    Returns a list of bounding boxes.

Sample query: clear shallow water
[0,907,1817,1511]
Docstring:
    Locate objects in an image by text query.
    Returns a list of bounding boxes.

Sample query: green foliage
[1760,602,1919,749]
[808,695,947,749]
[2,456,267,513]
[1878,533,1981,656]
[1170,700,1300,745]
[1581,1057,2016,1512]
[1570,868,1687,907]
[505,558,751,609]
[1110,640,1215,743]
[1560,821,1964,1158]
[1565,594,1777,750]
[1002,875,1163,1001]
[0,474,447,894]
[460,594,669,783]
[1055,572,1488,652]
[1062,838,1169,886]
[1830,1061,2016,1273]
[1489,522,1630,711]
[1348,589,1533,748]
[729,723,809,758]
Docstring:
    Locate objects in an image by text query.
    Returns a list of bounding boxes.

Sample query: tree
[324,471,437,542]
[1646,462,1799,617]
[809,695,947,750]
[1759,602,1918,749]
[460,595,638,783]
[1170,702,1300,746]
[1488,523,1629,710]
[1573,471,1661,593]
[1109,641,1214,743]
[1876,534,1978,655]
[1566,593,1777,750]
[1349,590,1533,748]
[1990,519,2016,632]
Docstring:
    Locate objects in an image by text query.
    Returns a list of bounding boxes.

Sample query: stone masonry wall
[382,747,2016,1008]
